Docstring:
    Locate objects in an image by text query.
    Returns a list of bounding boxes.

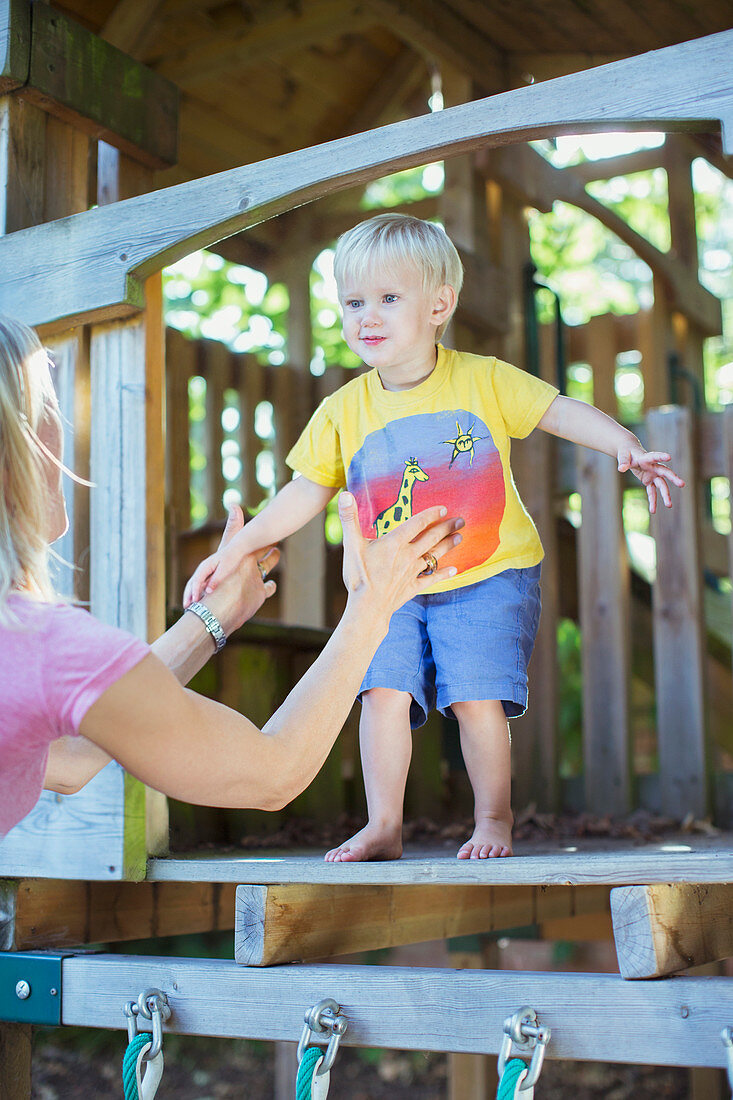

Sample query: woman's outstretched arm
[78,496,462,810]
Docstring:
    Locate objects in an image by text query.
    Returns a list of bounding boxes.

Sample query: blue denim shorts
[359,565,542,729]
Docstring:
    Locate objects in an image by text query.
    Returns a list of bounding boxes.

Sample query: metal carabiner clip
[135,988,171,1062]
[498,1006,551,1091]
[297,998,348,1077]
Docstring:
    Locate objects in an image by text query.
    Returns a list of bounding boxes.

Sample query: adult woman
[0,315,461,836]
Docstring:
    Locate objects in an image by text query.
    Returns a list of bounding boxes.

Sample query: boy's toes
[456,841,474,859]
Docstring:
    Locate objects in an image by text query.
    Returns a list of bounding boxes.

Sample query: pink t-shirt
[0,596,149,837]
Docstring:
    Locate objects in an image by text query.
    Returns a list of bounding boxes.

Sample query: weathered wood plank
[0,93,44,234]
[611,884,733,979]
[234,883,610,966]
[648,406,709,818]
[4,879,237,950]
[2,30,732,329]
[577,447,631,815]
[149,837,733,885]
[0,1022,31,1100]
[0,0,29,93]
[22,0,178,168]
[61,954,733,1067]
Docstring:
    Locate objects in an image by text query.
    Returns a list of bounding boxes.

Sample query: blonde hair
[333,213,464,339]
[0,315,59,619]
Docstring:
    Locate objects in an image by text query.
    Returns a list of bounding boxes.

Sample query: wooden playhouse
[1,1,732,1095]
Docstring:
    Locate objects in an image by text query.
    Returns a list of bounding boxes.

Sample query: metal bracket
[0,952,64,1025]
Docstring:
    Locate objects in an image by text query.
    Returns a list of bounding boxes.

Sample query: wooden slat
[165,328,194,603]
[61,954,733,1067]
[0,93,44,234]
[611,884,733,979]
[0,1023,31,1100]
[21,0,178,168]
[234,883,610,965]
[101,0,167,58]
[577,447,631,815]
[648,406,709,818]
[201,337,228,522]
[0,0,29,93]
[237,354,263,511]
[4,30,733,330]
[726,406,733,715]
[149,837,733,885]
[5,879,237,950]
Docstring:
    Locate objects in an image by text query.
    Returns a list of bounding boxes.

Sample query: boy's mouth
[361,336,385,345]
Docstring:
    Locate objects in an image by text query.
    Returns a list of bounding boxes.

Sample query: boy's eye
[383,294,398,303]
[345,299,362,309]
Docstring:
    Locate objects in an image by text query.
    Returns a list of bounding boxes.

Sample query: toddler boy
[185,213,683,860]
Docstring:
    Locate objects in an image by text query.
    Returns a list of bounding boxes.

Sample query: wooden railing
[165,325,733,835]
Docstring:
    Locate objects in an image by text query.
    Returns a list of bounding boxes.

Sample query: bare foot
[324,822,403,862]
[457,813,513,859]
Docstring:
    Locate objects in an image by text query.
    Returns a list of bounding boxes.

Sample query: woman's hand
[201,505,279,635]
[339,492,463,624]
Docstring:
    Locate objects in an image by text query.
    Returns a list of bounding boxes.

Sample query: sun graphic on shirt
[441,420,488,468]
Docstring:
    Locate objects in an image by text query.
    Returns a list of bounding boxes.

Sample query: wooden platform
[149,835,733,885]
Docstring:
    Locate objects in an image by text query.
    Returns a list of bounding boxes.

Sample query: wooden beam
[480,143,722,335]
[2,30,733,331]
[611,884,733,980]
[3,879,237,950]
[101,0,167,59]
[61,955,733,1067]
[567,147,666,184]
[371,0,505,94]
[20,0,178,168]
[0,0,29,93]
[154,1,370,87]
[149,838,733,885]
[234,883,611,965]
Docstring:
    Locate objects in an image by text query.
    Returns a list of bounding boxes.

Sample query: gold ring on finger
[257,561,268,581]
[421,552,438,576]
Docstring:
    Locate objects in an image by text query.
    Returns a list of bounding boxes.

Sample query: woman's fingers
[411,516,463,561]
[419,522,463,567]
[218,505,245,549]
[258,546,280,577]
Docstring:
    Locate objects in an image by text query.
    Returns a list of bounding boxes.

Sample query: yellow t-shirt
[286,345,559,593]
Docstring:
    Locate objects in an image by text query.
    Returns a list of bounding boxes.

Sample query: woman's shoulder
[4,596,144,656]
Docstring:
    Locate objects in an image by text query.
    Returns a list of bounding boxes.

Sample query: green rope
[122,1033,150,1100]
[496,1057,529,1100]
[296,1046,325,1100]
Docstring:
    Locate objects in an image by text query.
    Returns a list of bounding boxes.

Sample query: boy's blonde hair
[0,315,59,619]
[333,213,464,340]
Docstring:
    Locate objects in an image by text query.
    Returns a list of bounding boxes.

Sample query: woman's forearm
[150,612,216,685]
[261,594,388,801]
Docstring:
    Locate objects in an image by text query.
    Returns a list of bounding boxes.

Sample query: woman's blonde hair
[0,314,59,618]
[333,213,464,339]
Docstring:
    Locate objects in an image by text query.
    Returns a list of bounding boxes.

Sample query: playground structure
[1,1,733,1095]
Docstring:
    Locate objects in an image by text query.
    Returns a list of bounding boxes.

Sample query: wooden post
[0,1023,31,1100]
[449,940,500,1100]
[280,246,326,627]
[647,406,708,818]
[577,447,631,815]
[201,336,229,523]
[165,327,195,606]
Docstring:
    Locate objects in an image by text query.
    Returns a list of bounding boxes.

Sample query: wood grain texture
[60,954,733,1066]
[8,879,236,950]
[149,837,733,885]
[234,883,610,965]
[22,1,178,168]
[647,406,709,817]
[611,884,733,979]
[577,446,631,815]
[2,30,732,330]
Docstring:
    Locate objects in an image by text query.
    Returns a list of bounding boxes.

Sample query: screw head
[15,980,31,1000]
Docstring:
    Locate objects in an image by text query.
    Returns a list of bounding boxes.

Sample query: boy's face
[338,263,454,381]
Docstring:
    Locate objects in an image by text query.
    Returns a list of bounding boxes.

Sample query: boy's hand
[183,505,272,608]
[617,447,685,513]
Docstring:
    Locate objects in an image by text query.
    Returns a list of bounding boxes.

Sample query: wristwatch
[185,601,227,653]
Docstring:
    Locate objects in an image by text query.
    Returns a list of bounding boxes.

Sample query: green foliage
[557,618,583,776]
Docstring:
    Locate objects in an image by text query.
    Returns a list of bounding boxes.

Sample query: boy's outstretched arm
[537,395,685,513]
[183,474,335,606]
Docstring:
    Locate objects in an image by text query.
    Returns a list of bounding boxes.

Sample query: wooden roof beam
[566,147,667,183]
[1,30,731,331]
[480,144,722,335]
[101,0,167,59]
[155,1,372,88]
[371,0,506,94]
[1,0,178,168]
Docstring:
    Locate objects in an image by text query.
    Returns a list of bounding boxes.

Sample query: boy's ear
[430,284,457,328]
